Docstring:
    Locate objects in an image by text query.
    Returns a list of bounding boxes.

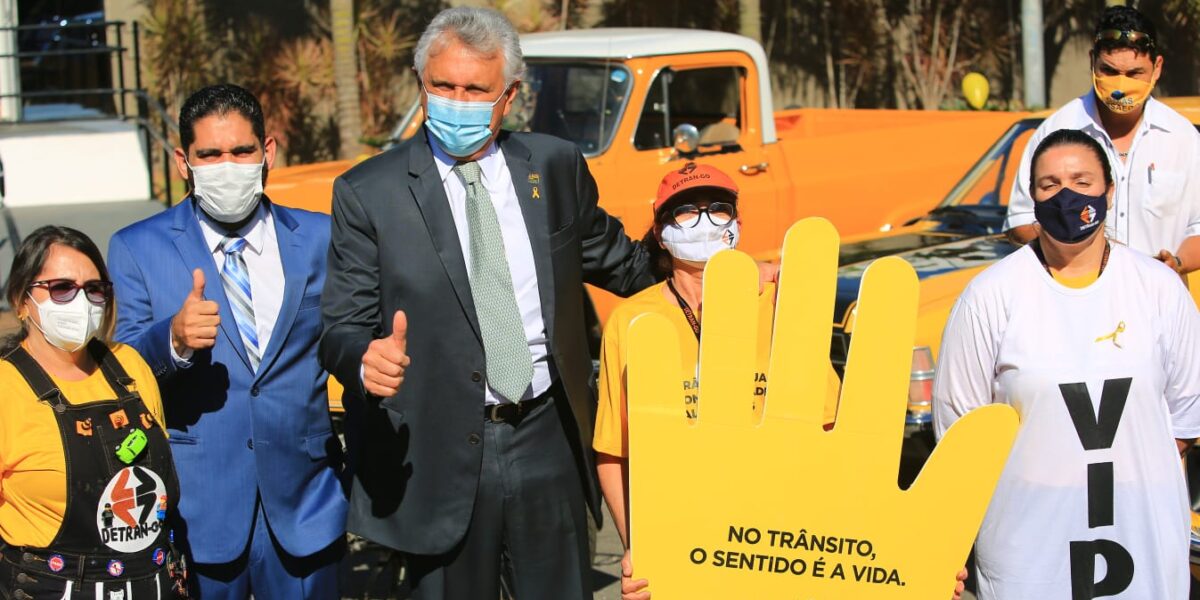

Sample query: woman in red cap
[591,162,840,599]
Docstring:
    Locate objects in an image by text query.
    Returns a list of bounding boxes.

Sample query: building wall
[104,0,143,115]
[1048,34,1092,109]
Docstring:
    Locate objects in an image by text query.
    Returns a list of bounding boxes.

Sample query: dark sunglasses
[668,201,737,228]
[29,278,113,305]
[1094,29,1155,48]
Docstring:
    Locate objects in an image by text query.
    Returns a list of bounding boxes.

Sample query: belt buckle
[487,404,506,423]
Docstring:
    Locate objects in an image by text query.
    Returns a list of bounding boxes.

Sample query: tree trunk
[821,0,838,107]
[331,0,362,159]
[740,0,761,42]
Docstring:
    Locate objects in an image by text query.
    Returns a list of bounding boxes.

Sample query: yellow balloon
[962,72,990,110]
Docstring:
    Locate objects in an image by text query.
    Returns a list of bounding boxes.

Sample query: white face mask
[660,219,740,264]
[27,292,105,352]
[189,159,264,223]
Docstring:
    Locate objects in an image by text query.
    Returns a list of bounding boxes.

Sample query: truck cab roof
[520,28,777,143]
[521,28,766,60]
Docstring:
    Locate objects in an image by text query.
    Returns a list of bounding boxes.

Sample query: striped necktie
[220,235,260,372]
[453,161,534,402]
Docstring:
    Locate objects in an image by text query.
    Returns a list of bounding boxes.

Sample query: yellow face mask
[1093,73,1154,114]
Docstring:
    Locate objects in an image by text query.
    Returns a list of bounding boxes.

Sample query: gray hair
[414,7,526,85]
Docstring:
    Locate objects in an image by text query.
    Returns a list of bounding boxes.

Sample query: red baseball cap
[654,162,738,212]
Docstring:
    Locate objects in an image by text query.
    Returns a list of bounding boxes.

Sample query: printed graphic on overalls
[96,465,167,552]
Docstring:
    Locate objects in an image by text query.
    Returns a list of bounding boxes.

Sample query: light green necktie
[454,161,534,402]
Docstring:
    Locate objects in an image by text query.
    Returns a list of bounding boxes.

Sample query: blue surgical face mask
[423,83,509,158]
[1034,186,1107,244]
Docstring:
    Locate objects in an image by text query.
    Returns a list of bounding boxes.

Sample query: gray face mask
[188,159,264,223]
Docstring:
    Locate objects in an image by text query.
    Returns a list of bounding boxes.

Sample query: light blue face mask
[423,84,509,158]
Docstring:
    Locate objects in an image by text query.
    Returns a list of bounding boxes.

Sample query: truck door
[627,60,779,259]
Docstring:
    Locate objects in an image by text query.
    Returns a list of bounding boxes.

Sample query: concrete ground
[0,199,166,268]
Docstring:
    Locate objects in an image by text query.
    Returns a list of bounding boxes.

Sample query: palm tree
[331,0,362,159]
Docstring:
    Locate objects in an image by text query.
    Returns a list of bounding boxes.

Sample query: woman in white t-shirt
[934,129,1200,599]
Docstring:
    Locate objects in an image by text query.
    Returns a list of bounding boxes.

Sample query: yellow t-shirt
[0,342,165,548]
[1052,271,1100,289]
[593,282,841,458]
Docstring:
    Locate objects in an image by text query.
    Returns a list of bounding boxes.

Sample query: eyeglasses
[29,279,113,305]
[1094,29,1155,48]
[669,202,737,228]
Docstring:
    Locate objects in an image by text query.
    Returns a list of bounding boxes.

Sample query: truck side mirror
[672,124,699,155]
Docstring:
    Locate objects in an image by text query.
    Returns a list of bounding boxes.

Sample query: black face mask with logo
[1034,187,1108,244]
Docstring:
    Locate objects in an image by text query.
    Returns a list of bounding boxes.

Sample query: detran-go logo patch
[1080,205,1098,225]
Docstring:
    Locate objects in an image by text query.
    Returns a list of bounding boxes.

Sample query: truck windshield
[935,119,1040,210]
[502,61,632,157]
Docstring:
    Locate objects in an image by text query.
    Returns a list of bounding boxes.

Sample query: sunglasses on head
[1094,29,1155,48]
[30,278,113,305]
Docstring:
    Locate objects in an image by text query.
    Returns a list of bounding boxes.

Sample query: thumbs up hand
[171,269,221,356]
[362,310,411,397]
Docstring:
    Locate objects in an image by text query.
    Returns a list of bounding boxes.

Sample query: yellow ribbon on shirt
[1094,321,1126,348]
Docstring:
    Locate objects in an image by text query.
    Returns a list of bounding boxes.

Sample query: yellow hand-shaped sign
[627,218,1018,598]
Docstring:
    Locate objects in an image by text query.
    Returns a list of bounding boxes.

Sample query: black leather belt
[485,395,549,424]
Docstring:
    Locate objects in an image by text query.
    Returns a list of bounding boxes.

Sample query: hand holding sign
[626,218,1018,598]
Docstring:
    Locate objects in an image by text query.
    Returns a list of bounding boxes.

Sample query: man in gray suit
[318,7,654,599]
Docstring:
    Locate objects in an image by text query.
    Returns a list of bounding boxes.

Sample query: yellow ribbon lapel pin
[529,173,541,199]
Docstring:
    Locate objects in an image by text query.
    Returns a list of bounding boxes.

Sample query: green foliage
[139,0,217,124]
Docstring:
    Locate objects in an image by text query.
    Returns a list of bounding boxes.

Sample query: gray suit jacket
[319,128,653,554]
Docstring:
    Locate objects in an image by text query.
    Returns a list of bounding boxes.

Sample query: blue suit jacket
[108,198,347,564]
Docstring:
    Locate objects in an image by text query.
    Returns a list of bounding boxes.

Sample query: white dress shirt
[172,202,286,365]
[429,133,551,405]
[1005,91,1200,255]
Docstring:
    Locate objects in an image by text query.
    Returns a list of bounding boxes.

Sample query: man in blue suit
[108,84,347,598]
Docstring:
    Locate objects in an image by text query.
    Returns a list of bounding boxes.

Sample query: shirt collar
[1074,89,1173,134]
[196,200,269,256]
[1141,95,1174,132]
[427,130,506,186]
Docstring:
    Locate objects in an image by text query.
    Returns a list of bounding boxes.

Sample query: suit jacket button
[246,439,254,450]
[467,433,481,445]
[470,371,482,383]
[250,385,260,397]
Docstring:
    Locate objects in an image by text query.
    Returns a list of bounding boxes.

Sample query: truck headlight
[906,346,935,425]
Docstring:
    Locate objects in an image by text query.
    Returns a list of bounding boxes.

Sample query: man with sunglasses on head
[106,84,347,598]
[1004,5,1200,280]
